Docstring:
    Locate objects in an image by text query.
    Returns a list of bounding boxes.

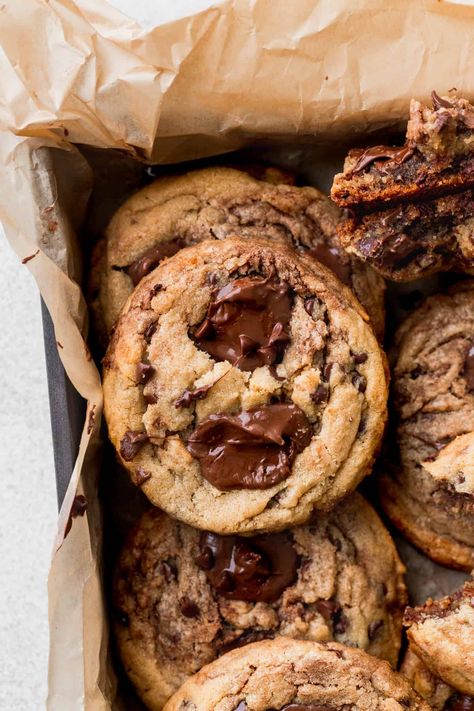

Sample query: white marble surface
[0,226,57,711]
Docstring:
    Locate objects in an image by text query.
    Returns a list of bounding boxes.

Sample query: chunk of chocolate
[463,344,474,391]
[431,91,454,111]
[136,362,154,385]
[174,381,216,408]
[307,243,351,285]
[193,276,293,371]
[134,467,151,486]
[187,403,312,490]
[445,695,474,711]
[351,144,413,174]
[143,321,157,343]
[311,384,328,404]
[315,599,347,633]
[120,430,149,461]
[197,531,298,602]
[126,239,184,285]
[179,596,200,618]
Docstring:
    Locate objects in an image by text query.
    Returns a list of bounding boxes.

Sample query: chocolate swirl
[193,276,293,371]
[196,531,298,602]
[351,145,413,174]
[187,403,312,490]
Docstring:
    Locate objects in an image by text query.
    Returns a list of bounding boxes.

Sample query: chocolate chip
[463,345,474,391]
[351,144,413,174]
[233,704,247,711]
[410,365,423,379]
[136,362,154,385]
[143,322,157,343]
[134,467,151,486]
[304,298,315,316]
[175,381,215,408]
[431,90,454,110]
[352,373,367,393]
[445,694,474,711]
[151,283,162,296]
[195,545,214,571]
[179,597,200,618]
[368,619,383,640]
[119,430,149,461]
[126,240,183,285]
[315,599,347,633]
[161,558,178,582]
[144,392,158,405]
[311,384,328,404]
[352,352,367,364]
[323,362,333,381]
[208,272,219,285]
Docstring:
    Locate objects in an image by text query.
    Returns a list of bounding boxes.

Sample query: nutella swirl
[196,531,298,602]
[187,403,313,490]
[193,276,293,371]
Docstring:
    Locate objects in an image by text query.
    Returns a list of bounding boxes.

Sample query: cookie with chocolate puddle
[162,637,429,711]
[379,282,474,571]
[89,166,385,345]
[103,238,387,534]
[113,494,406,711]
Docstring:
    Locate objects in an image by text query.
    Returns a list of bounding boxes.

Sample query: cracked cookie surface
[162,637,430,711]
[113,493,406,710]
[103,238,388,534]
[379,283,474,570]
[404,579,474,696]
[89,166,385,343]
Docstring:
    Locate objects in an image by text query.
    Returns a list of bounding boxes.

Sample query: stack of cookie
[91,94,473,711]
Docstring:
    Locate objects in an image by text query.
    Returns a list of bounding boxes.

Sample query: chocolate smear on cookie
[193,276,292,371]
[120,430,149,461]
[187,403,312,490]
[463,345,474,391]
[196,531,298,602]
[126,239,184,285]
[351,144,413,174]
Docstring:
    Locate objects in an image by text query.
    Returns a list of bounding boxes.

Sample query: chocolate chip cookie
[331,92,474,281]
[103,238,388,533]
[161,637,430,711]
[379,283,474,570]
[89,166,385,343]
[404,579,474,697]
[113,493,406,710]
[401,647,470,711]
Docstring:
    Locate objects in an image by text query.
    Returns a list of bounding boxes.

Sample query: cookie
[113,493,406,710]
[103,238,388,534]
[331,92,474,281]
[400,647,467,711]
[404,579,474,697]
[379,283,474,570]
[162,637,430,711]
[89,166,385,343]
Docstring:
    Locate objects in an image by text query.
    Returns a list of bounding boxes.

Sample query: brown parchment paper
[0,0,473,708]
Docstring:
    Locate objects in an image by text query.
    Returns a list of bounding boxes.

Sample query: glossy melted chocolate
[196,531,298,602]
[193,276,292,371]
[351,144,413,174]
[187,403,312,490]
[126,239,184,285]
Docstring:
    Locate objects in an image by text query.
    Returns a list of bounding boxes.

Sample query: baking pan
[41,298,86,509]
